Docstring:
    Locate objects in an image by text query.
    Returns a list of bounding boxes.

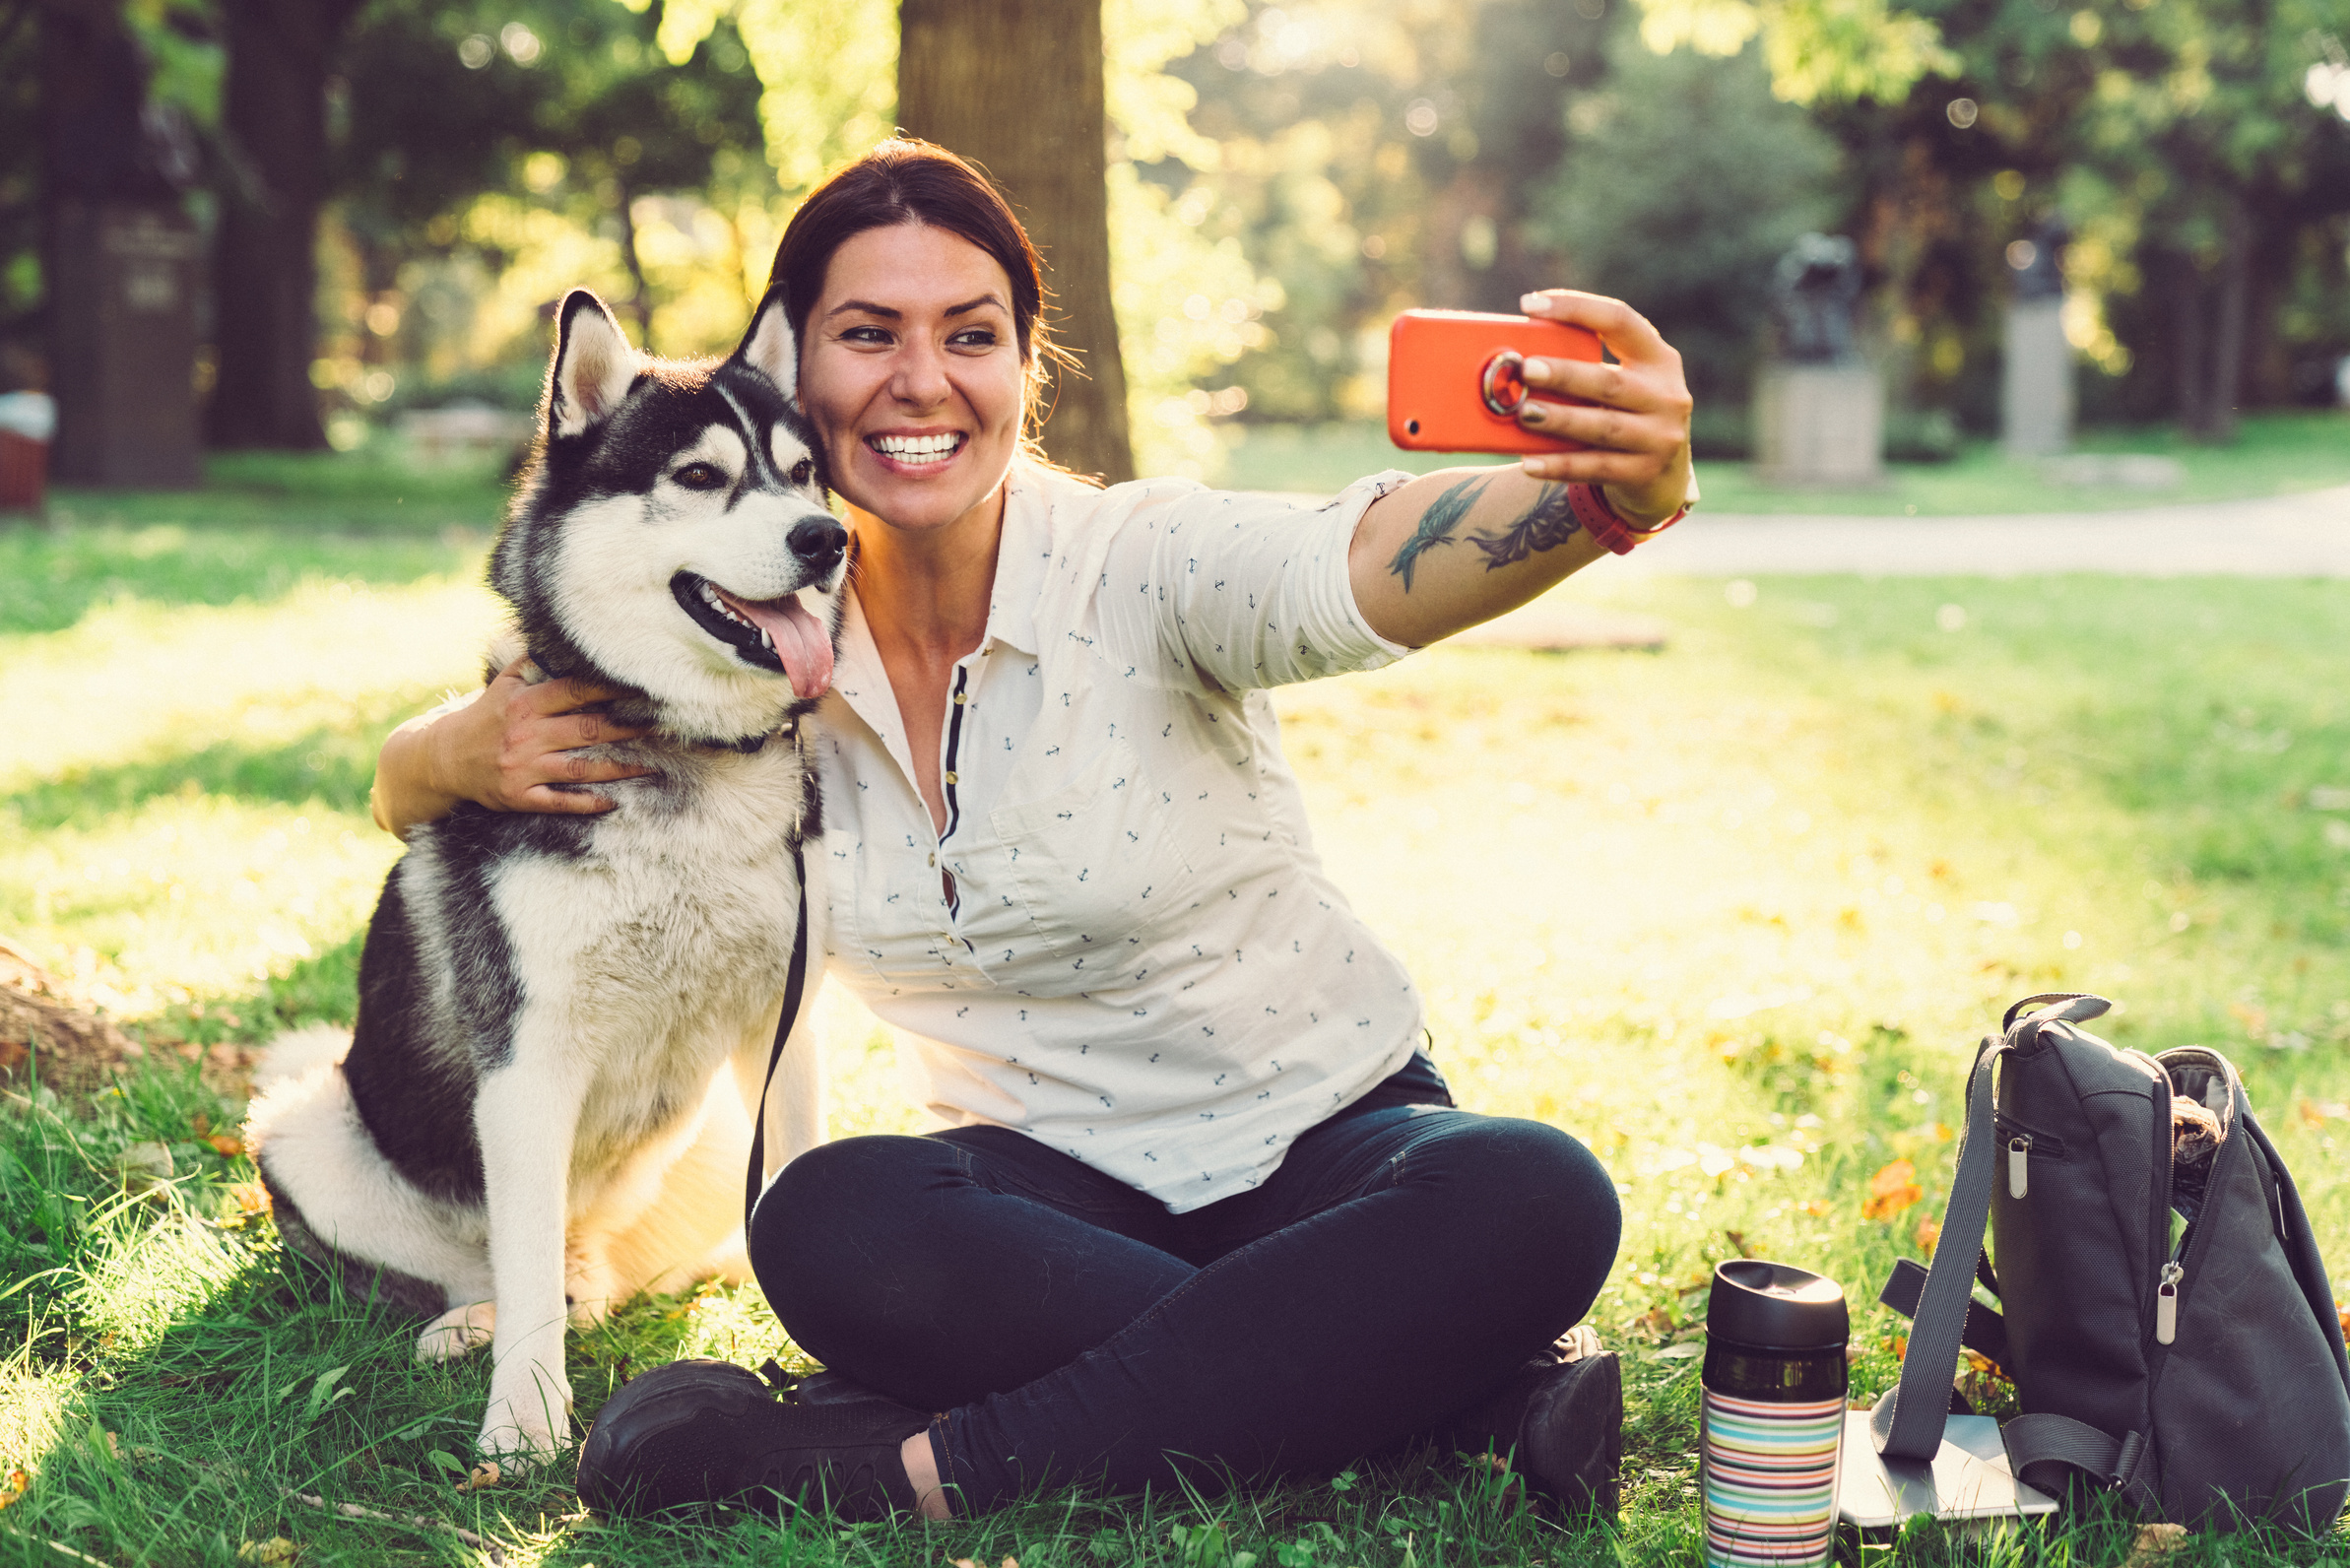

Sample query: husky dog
[246,286,847,1463]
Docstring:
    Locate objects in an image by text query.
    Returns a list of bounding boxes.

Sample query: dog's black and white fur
[247,287,846,1463]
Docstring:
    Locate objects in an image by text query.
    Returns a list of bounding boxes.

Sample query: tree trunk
[207,0,361,450]
[2173,251,2208,439]
[2207,208,2249,442]
[898,0,1134,484]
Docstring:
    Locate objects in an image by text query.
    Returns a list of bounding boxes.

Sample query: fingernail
[1522,358,1548,380]
[1520,293,1546,312]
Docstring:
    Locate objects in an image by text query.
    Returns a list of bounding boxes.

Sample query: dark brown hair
[767,138,1073,414]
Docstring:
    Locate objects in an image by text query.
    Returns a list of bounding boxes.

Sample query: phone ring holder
[1479,350,1529,418]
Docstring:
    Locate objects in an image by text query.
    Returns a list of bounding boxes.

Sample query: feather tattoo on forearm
[1468,484,1581,570]
[1386,474,1485,591]
[1386,478,1586,592]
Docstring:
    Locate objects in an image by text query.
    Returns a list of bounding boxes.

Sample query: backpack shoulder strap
[745,843,812,1234]
[1871,1033,2004,1460]
[2001,1412,2160,1510]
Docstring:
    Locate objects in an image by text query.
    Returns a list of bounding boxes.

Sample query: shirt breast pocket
[990,740,1198,980]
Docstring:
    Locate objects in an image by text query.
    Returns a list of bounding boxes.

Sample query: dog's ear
[732,285,798,403]
[548,291,639,439]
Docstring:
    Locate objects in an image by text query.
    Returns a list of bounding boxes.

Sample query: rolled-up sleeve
[1096,471,1419,692]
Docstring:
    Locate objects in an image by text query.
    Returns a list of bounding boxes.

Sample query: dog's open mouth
[670,572,833,700]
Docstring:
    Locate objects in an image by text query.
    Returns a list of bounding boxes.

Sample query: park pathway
[1628,481,2350,577]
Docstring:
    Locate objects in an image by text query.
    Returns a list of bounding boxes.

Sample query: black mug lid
[1706,1259,1849,1350]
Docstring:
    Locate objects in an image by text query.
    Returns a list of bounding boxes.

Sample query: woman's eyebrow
[824,294,1008,321]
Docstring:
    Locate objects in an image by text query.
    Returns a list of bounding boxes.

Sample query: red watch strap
[1567,483,1689,555]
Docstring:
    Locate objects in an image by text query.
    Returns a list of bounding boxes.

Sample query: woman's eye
[673,463,726,490]
[789,459,814,486]
[841,326,891,346]
[950,329,999,349]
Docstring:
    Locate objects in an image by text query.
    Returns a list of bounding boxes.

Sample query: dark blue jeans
[749,1056,1621,1513]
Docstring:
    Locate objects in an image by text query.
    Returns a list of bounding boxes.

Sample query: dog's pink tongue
[739,593,834,700]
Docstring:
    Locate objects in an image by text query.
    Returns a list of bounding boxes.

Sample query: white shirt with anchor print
[813,461,1425,1212]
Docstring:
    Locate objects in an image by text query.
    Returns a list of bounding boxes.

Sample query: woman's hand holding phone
[1510,291,1694,528]
[1388,290,1694,530]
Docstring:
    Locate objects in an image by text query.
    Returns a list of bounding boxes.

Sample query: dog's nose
[789,516,847,571]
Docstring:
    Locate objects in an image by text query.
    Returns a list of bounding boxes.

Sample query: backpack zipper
[1991,1115,2066,1200]
[2155,1261,2184,1344]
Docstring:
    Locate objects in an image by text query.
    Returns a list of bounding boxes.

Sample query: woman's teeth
[872,432,960,466]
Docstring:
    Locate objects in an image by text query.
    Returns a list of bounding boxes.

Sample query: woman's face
[798,222,1026,540]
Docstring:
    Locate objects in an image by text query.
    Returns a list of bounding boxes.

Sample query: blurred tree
[209,0,365,449]
[1533,34,1840,406]
[333,0,763,357]
[898,0,1134,484]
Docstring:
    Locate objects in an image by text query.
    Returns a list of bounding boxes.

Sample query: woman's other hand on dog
[1510,289,1693,530]
[371,658,653,838]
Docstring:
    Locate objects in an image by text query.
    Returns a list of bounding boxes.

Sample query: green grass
[5,450,2350,1564]
[1211,410,2350,515]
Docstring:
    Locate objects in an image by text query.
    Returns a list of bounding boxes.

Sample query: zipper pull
[2156,1262,2184,1344]
[2008,1135,2030,1199]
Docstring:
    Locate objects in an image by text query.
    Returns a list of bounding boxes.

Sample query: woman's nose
[889,339,952,407]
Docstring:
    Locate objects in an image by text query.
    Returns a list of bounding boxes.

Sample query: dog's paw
[475,1401,569,1469]
[416,1300,497,1363]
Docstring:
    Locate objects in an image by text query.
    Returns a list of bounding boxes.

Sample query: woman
[371,139,1695,1521]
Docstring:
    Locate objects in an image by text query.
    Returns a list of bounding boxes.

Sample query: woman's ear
[547,291,639,438]
[733,286,798,403]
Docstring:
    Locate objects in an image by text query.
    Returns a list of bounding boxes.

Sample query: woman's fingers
[463,658,653,813]
[1510,288,1693,520]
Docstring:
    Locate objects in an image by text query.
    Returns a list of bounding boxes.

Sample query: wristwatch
[1568,466,1698,555]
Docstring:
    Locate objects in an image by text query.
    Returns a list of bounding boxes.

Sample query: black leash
[745,842,811,1234]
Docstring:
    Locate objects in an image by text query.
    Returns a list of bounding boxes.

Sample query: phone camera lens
[1406,419,1420,435]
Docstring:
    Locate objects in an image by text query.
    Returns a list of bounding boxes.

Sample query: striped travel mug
[1700,1260,1850,1567]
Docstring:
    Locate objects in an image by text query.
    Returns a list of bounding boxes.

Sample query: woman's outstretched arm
[369,658,653,839]
[1349,290,1693,650]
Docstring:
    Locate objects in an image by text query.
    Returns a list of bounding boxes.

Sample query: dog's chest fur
[347,733,815,1209]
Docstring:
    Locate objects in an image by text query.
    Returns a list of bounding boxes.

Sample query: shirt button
[928,853,937,867]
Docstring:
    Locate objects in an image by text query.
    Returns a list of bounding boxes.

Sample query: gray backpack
[1873,993,2350,1533]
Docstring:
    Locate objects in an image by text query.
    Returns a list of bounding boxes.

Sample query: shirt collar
[982,467,1047,659]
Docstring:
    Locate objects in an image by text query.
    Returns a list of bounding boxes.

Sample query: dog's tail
[244,1024,489,1314]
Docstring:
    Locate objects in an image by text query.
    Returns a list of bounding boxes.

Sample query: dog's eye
[789,459,814,487]
[673,462,727,490]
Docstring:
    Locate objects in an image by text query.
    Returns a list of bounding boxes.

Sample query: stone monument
[2001,216,2072,458]
[1754,233,1883,486]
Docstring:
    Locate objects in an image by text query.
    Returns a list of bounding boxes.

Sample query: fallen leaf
[1723,1229,1756,1259]
[1862,1159,1923,1221]
[222,1181,272,1224]
[235,1539,299,1565]
[1633,1308,1674,1340]
[207,1134,244,1158]
[457,1461,499,1492]
[0,1467,27,1510]
[1890,1336,1908,1362]
[1963,1350,1998,1376]
[191,1111,212,1138]
[1913,1214,1941,1257]
[2120,1522,2187,1568]
[116,1140,175,1194]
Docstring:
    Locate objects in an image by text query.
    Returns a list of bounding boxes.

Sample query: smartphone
[1387,308,1601,453]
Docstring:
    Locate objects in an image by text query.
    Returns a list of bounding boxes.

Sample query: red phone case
[1387,309,1601,453]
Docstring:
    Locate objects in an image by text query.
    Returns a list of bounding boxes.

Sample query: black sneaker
[1448,1331,1622,1519]
[577,1358,931,1520]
